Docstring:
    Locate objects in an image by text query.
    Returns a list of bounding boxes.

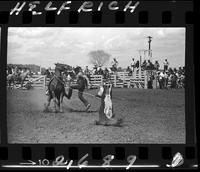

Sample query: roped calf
[95,83,123,126]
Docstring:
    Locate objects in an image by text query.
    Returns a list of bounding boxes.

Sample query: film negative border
[0,145,198,169]
[0,10,195,25]
[0,1,195,26]
[0,0,198,170]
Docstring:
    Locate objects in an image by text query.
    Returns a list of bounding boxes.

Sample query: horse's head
[55,67,63,77]
[26,69,32,77]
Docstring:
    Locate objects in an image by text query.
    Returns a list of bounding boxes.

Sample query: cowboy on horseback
[66,67,92,112]
[44,65,70,113]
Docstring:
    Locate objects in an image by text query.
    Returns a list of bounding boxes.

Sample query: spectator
[178,67,182,74]
[158,71,165,89]
[126,66,132,76]
[141,60,147,69]
[182,67,185,74]
[92,65,98,75]
[164,71,168,89]
[131,58,136,72]
[146,60,151,70]
[171,73,177,89]
[163,59,169,71]
[84,66,90,79]
[136,60,140,69]
[154,60,160,71]
[103,67,110,79]
[168,67,173,74]
[174,68,177,73]
[148,74,154,89]
[97,65,104,75]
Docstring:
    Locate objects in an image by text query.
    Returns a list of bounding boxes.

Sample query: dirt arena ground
[7,88,185,144]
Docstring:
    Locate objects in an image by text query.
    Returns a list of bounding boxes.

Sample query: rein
[53,74,66,85]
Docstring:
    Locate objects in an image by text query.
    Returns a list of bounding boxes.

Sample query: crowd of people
[7,66,30,75]
[126,58,170,76]
[82,58,185,89]
[156,66,185,89]
[7,57,185,89]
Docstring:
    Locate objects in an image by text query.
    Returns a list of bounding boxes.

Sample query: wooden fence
[13,70,161,89]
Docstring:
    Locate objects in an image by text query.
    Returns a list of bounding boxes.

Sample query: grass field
[7,88,185,144]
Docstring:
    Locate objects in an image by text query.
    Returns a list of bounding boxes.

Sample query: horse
[7,73,16,89]
[7,69,30,88]
[44,66,69,113]
[15,69,31,88]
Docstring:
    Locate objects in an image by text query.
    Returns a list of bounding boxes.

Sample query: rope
[66,86,101,99]
[77,87,126,101]
[48,75,123,101]
[53,75,66,86]
[66,84,125,101]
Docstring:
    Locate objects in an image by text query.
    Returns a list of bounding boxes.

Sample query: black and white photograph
[7,27,186,144]
[0,27,1,144]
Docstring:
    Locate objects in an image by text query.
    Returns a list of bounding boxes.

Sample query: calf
[95,84,123,126]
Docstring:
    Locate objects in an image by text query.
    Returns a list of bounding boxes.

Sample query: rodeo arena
[7,38,186,144]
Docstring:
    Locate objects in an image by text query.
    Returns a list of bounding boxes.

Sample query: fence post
[144,71,148,89]
[123,72,125,87]
[113,75,116,87]
[139,67,141,78]
[132,70,135,79]
[43,75,46,89]
[101,75,103,85]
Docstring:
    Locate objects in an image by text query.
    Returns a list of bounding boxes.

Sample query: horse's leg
[57,95,60,112]
[59,92,64,113]
[52,91,58,113]
[11,80,14,89]
[8,79,10,89]
[11,79,14,89]
[44,95,51,112]
[7,77,12,89]
[21,78,24,88]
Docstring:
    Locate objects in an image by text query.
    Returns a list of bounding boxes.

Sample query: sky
[7,27,185,69]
